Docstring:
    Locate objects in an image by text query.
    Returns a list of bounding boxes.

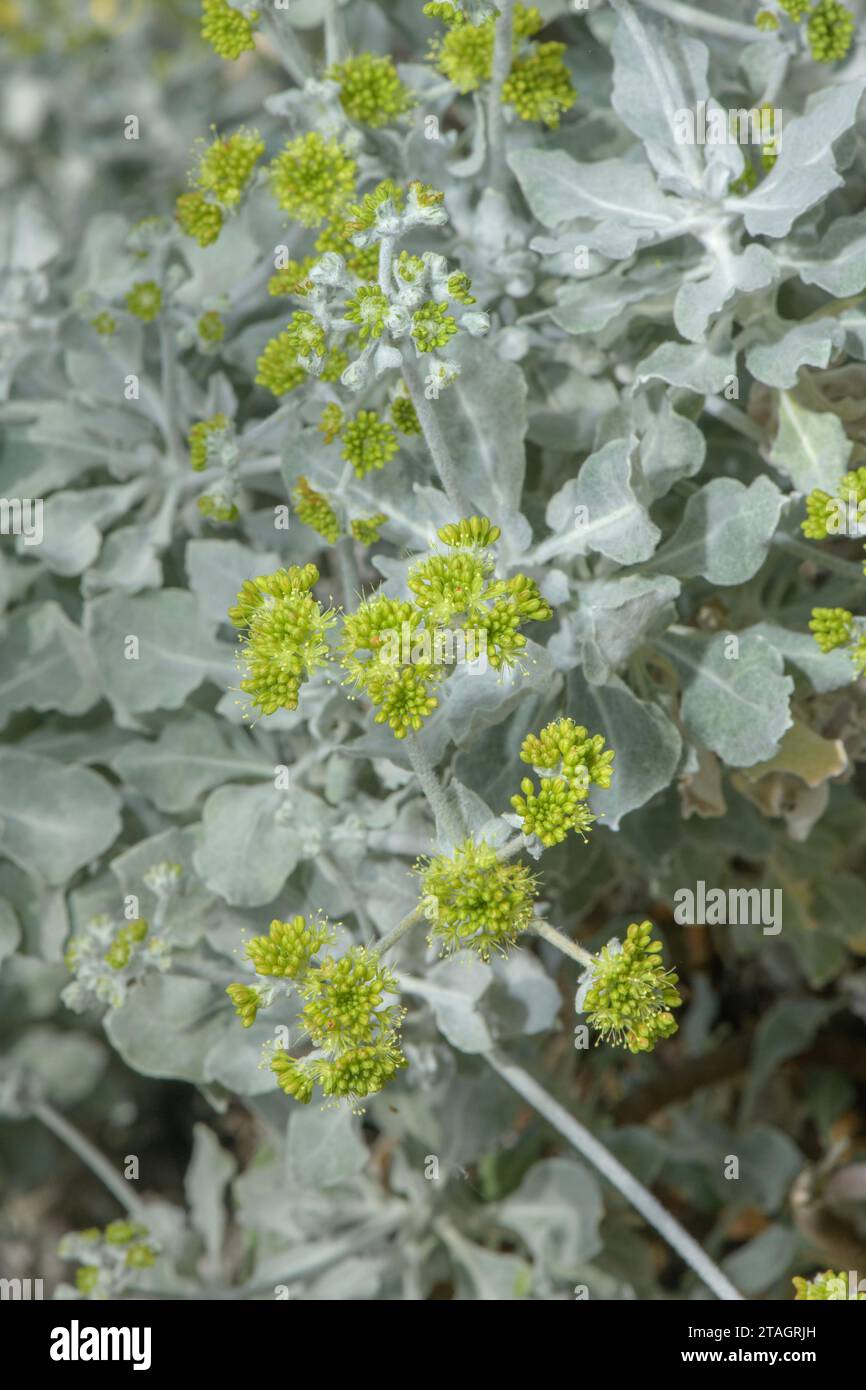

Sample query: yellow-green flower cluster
[200,0,258,61]
[429,3,575,127]
[227,918,407,1108]
[577,921,681,1053]
[192,127,264,207]
[268,132,356,227]
[754,8,780,28]
[802,467,866,540]
[809,608,866,673]
[501,43,576,129]
[292,475,341,544]
[198,310,225,344]
[176,193,224,247]
[807,0,855,61]
[198,492,239,523]
[778,0,812,17]
[510,718,613,847]
[62,908,171,1014]
[268,258,315,297]
[793,1270,865,1300]
[314,219,379,281]
[390,391,421,434]
[344,284,391,341]
[255,327,347,397]
[327,53,415,127]
[411,299,459,353]
[229,564,337,716]
[125,280,161,321]
[351,513,389,545]
[343,179,405,237]
[59,1222,158,1300]
[339,519,551,737]
[241,915,334,985]
[189,412,230,471]
[90,310,116,336]
[419,839,538,960]
[338,409,400,479]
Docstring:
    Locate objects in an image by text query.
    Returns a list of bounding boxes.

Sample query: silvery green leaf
[567,669,682,829]
[438,337,527,515]
[746,622,858,694]
[32,483,144,576]
[674,245,778,344]
[634,339,737,394]
[742,998,835,1119]
[438,1222,532,1300]
[406,958,494,1053]
[106,975,230,1083]
[440,641,557,747]
[551,574,680,682]
[720,1224,800,1297]
[84,524,163,594]
[648,476,785,584]
[0,601,102,730]
[498,1158,604,1273]
[2,1028,106,1108]
[838,306,866,360]
[542,437,659,565]
[0,752,121,885]
[84,590,232,718]
[553,261,685,336]
[610,0,709,194]
[737,79,866,238]
[285,1105,368,1189]
[636,394,706,502]
[656,630,794,767]
[769,392,852,492]
[185,538,281,626]
[484,951,561,1038]
[193,782,311,907]
[184,1123,237,1268]
[793,211,866,296]
[0,899,21,968]
[509,148,679,253]
[112,712,274,814]
[746,317,844,389]
[734,1126,803,1214]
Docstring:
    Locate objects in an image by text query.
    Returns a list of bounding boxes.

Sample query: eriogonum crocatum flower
[792,1270,865,1299]
[510,718,614,846]
[576,921,681,1053]
[807,0,855,61]
[125,281,162,321]
[175,192,224,246]
[189,412,230,471]
[200,0,258,61]
[63,914,169,1013]
[338,409,400,477]
[351,513,389,545]
[390,390,421,434]
[419,839,538,960]
[268,131,356,227]
[292,475,341,543]
[327,53,415,127]
[802,467,866,540]
[191,127,264,207]
[229,565,337,715]
[228,916,407,1109]
[59,1223,158,1300]
[197,310,225,344]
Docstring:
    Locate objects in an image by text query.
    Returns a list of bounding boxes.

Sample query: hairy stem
[637,0,759,41]
[375,904,426,958]
[487,0,516,192]
[531,917,593,969]
[400,352,471,515]
[323,0,345,66]
[406,733,467,848]
[158,315,185,466]
[33,1102,146,1219]
[483,1050,744,1302]
[336,535,362,608]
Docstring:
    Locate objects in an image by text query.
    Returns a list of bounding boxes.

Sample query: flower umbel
[420,839,538,960]
[577,921,682,1053]
[229,565,337,715]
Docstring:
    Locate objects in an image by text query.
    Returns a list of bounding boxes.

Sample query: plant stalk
[487,0,516,192]
[34,1102,146,1219]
